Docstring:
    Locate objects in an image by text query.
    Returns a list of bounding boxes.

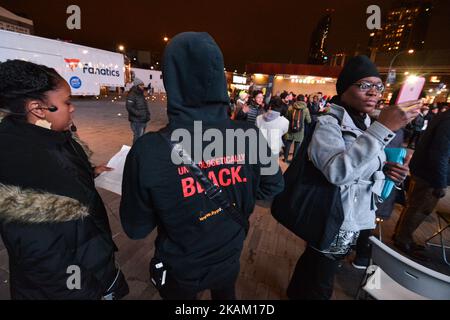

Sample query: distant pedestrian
[126,78,150,144]
[283,100,311,162]
[256,97,289,155]
[236,90,264,125]
[234,91,249,120]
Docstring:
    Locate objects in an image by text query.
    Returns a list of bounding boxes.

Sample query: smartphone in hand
[396,76,426,105]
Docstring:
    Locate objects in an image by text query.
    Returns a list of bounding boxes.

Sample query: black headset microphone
[0,105,58,115]
[42,105,58,112]
[0,105,77,132]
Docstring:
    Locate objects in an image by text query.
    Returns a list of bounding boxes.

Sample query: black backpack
[271,114,344,250]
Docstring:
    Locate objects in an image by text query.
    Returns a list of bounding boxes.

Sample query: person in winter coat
[287,55,422,300]
[235,90,265,125]
[393,109,450,261]
[283,101,311,162]
[126,78,150,144]
[352,128,408,268]
[307,95,321,122]
[279,91,291,117]
[120,32,284,300]
[256,97,289,155]
[0,60,128,300]
[407,107,429,149]
[233,91,249,120]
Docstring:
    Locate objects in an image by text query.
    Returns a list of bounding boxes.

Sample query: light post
[386,49,414,85]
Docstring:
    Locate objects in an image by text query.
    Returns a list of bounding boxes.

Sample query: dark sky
[1,0,448,71]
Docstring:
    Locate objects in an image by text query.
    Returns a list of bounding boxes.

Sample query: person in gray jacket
[126,78,150,144]
[287,56,422,300]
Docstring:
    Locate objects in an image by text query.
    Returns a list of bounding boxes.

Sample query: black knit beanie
[336,55,381,96]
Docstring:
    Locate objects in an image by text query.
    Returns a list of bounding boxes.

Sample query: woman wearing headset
[0,60,128,300]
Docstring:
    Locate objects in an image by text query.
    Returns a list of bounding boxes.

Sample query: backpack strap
[291,109,297,131]
[159,129,249,234]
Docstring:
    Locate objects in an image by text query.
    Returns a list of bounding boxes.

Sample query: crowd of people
[0,32,448,301]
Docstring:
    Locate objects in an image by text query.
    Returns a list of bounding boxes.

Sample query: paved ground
[0,96,449,300]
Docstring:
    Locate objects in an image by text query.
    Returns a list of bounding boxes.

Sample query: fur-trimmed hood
[71,132,94,162]
[0,184,89,224]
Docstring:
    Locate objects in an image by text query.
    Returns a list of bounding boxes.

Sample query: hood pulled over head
[162,32,230,123]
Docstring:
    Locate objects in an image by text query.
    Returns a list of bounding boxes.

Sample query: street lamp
[163,36,169,42]
[118,45,125,52]
[385,49,415,87]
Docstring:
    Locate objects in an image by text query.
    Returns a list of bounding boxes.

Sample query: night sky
[1,0,448,71]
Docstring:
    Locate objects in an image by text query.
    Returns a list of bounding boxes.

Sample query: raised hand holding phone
[396,76,426,105]
[378,76,426,131]
[378,99,422,131]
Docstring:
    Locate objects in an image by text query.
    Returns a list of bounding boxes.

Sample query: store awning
[246,63,342,78]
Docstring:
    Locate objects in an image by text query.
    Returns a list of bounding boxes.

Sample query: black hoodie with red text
[119,32,284,288]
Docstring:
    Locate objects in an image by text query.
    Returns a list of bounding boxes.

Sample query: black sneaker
[352,256,370,270]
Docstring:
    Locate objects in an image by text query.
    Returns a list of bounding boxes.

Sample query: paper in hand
[95,145,131,195]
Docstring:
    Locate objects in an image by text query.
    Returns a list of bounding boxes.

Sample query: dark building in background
[366,1,450,104]
[308,9,333,65]
[0,6,33,35]
[368,1,433,55]
[120,49,162,70]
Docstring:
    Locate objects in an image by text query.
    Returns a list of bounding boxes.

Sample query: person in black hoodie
[120,32,284,300]
[0,60,128,300]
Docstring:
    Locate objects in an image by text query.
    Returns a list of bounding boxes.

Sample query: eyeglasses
[353,82,385,93]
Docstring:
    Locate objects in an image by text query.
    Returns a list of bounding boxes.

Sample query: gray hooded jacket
[308,104,396,232]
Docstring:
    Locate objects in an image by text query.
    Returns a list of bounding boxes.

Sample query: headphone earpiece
[46,105,58,112]
[32,104,58,113]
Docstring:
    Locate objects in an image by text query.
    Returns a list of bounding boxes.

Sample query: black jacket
[126,87,150,123]
[411,113,425,131]
[410,111,450,189]
[0,118,127,300]
[120,32,284,289]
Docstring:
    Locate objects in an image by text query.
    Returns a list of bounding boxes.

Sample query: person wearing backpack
[283,100,311,163]
[282,55,422,300]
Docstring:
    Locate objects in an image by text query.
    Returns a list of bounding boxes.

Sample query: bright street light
[406,75,419,84]
[118,45,125,52]
[386,49,415,87]
[163,36,169,42]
